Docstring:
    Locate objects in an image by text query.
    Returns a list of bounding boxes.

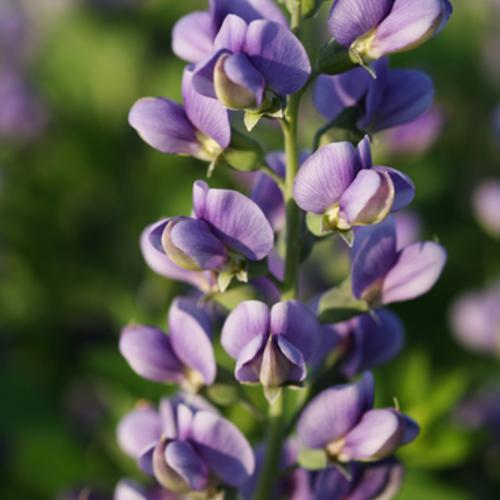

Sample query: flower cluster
[116,0,451,498]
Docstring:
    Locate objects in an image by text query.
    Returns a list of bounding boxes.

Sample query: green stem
[258,163,285,192]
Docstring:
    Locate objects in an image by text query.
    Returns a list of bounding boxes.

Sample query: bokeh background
[1,0,499,498]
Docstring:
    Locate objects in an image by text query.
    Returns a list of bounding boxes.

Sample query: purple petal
[297,372,374,448]
[374,167,415,212]
[372,0,452,57]
[119,325,183,383]
[293,142,360,214]
[117,406,161,458]
[314,68,371,121]
[210,0,287,30]
[356,135,373,170]
[194,181,274,260]
[165,440,209,491]
[245,20,311,96]
[313,467,351,500]
[192,49,230,99]
[215,52,265,108]
[128,97,200,155]
[395,211,422,249]
[213,14,248,52]
[182,67,230,149]
[273,335,307,384]
[168,298,216,385]
[270,301,319,361]
[342,409,403,461]
[192,411,255,486]
[351,219,398,301]
[172,11,214,63]
[339,169,394,228]
[235,334,266,383]
[163,217,228,271]
[328,0,394,47]
[381,241,447,304]
[140,220,210,290]
[114,479,148,500]
[221,300,270,358]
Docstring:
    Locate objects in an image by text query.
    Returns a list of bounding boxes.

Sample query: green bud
[221,129,265,172]
[317,39,357,75]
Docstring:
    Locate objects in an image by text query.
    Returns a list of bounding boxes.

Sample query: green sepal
[306,212,334,237]
[317,277,369,323]
[337,229,354,247]
[220,129,265,172]
[297,448,329,471]
[217,271,235,293]
[317,39,357,75]
[244,111,263,132]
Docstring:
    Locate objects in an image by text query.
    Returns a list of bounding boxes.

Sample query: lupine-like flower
[117,395,254,494]
[473,180,500,238]
[297,372,419,463]
[129,68,230,161]
[351,217,446,306]
[147,180,274,291]
[241,439,312,500]
[221,300,319,402]
[328,0,452,64]
[172,0,286,64]
[450,282,500,357]
[192,14,311,110]
[119,298,216,390]
[382,106,445,156]
[317,308,404,378]
[294,137,414,233]
[314,58,434,134]
[313,458,404,500]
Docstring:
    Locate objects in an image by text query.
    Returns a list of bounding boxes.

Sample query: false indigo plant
[118,1,451,498]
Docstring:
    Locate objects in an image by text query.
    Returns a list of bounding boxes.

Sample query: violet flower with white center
[144,180,274,291]
[172,0,286,64]
[129,67,230,161]
[473,180,500,238]
[294,136,415,233]
[328,0,452,64]
[350,217,446,306]
[449,282,500,357]
[317,308,404,378]
[297,372,419,464]
[117,395,254,494]
[119,297,216,390]
[313,458,404,500]
[314,58,434,134]
[221,300,319,402]
[192,14,311,110]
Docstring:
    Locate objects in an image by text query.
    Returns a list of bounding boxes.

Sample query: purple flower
[114,479,176,500]
[328,0,452,63]
[221,300,319,402]
[294,137,414,232]
[240,439,312,500]
[449,282,500,356]
[473,180,500,238]
[318,309,404,378]
[382,105,445,155]
[297,372,419,463]
[192,15,311,110]
[394,210,422,249]
[147,181,274,289]
[0,69,47,143]
[129,67,230,160]
[313,458,404,499]
[351,217,446,306]
[314,58,434,134]
[119,298,216,390]
[117,395,254,494]
[172,0,286,64]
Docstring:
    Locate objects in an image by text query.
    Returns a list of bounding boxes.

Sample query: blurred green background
[0,0,499,498]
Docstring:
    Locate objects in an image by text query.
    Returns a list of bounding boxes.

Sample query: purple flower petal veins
[328,0,452,62]
[128,68,230,160]
[297,372,419,463]
[294,137,414,231]
[192,15,311,109]
[314,58,434,134]
[351,217,447,305]
[119,298,216,389]
[172,0,286,64]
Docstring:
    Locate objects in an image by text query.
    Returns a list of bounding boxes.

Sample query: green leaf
[297,448,328,471]
[317,278,369,323]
